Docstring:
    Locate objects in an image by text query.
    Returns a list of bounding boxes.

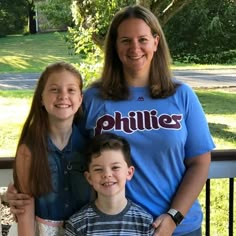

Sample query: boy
[65,132,154,235]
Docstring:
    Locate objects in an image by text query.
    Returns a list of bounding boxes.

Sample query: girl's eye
[50,88,58,93]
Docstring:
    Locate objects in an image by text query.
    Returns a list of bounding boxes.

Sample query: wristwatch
[167,208,184,225]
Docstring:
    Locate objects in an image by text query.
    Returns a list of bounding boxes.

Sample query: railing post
[229,178,234,236]
[205,179,210,236]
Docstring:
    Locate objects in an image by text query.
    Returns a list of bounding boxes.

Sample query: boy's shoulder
[67,202,94,223]
[128,200,153,219]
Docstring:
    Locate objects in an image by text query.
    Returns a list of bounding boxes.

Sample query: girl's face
[85,149,134,198]
[116,18,159,79]
[41,70,82,123]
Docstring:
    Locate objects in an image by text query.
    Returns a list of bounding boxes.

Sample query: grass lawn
[0,32,82,73]
[0,32,236,74]
[196,89,236,148]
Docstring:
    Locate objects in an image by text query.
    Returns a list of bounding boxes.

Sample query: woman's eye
[94,168,102,172]
[140,38,148,43]
[68,88,76,93]
[121,39,130,44]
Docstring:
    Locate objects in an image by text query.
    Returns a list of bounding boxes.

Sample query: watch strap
[167,208,184,225]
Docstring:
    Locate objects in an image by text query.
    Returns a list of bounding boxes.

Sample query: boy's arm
[15,144,35,236]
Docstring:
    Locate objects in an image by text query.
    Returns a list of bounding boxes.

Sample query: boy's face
[85,149,134,198]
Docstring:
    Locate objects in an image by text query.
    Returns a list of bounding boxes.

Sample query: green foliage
[36,0,73,30]
[0,0,28,36]
[63,26,103,85]
[165,0,236,64]
[63,0,136,82]
[66,0,134,54]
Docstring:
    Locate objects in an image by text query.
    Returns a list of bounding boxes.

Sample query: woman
[79,5,215,236]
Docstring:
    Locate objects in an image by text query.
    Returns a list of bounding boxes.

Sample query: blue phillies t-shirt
[79,83,215,235]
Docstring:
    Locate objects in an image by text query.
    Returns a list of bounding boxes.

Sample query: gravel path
[1,187,14,235]
[0,69,236,90]
[1,201,14,236]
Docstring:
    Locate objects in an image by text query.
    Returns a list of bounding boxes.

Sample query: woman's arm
[14,144,35,236]
[6,183,31,215]
[170,152,211,215]
[153,152,211,236]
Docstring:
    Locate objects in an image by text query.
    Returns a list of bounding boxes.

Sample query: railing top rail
[0,158,14,169]
[211,149,236,161]
[0,149,235,169]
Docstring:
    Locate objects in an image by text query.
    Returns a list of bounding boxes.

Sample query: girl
[13,62,90,235]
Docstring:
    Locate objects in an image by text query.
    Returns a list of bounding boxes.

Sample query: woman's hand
[152,214,176,236]
[6,183,31,215]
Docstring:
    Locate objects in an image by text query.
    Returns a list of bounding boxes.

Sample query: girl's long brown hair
[92,5,179,100]
[13,61,83,197]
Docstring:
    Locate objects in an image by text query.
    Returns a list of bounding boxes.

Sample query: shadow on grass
[209,123,236,143]
[196,90,236,115]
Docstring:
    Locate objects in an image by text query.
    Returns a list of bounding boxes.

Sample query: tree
[0,0,28,36]
[73,0,192,48]
[164,0,236,63]
[36,0,73,30]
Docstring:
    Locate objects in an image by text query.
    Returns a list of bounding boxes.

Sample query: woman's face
[116,18,159,78]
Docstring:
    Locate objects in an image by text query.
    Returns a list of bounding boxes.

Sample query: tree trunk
[28,1,36,34]
[157,0,193,26]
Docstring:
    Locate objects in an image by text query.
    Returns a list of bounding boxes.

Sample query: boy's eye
[112,166,121,170]
[94,168,102,172]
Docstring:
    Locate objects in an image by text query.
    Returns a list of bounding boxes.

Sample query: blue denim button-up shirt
[35,125,91,221]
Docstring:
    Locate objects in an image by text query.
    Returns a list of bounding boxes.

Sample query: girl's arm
[15,144,35,236]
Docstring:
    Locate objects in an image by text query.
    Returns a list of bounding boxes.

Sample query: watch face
[175,212,184,224]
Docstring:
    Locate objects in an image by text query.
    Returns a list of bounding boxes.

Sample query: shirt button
[65,204,69,208]
[64,170,68,175]
[64,187,69,191]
